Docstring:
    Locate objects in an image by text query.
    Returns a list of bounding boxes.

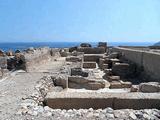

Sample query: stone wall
[112,47,160,81]
[18,47,61,72]
[77,47,105,54]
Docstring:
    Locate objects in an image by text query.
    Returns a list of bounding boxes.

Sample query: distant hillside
[154,41,160,46]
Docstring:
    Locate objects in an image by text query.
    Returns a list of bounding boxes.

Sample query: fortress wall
[112,47,160,81]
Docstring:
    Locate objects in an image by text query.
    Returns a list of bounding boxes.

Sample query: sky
[0,0,160,43]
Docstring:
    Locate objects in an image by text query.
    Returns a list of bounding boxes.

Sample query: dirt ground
[0,57,65,120]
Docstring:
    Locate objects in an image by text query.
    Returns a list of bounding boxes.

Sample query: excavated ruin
[0,42,160,119]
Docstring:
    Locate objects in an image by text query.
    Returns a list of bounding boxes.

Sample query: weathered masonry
[112,47,160,82]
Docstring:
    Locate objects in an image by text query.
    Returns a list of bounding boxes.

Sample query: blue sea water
[0,42,154,51]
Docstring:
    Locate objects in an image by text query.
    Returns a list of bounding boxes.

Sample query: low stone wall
[84,54,104,62]
[112,47,160,81]
[24,47,51,71]
[45,92,160,109]
[77,47,105,54]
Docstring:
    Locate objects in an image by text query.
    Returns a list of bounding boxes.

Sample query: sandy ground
[0,57,65,120]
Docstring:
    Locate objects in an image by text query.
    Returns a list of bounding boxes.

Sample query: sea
[0,42,154,51]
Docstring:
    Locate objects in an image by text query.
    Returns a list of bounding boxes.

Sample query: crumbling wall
[112,47,160,81]
[23,47,51,71]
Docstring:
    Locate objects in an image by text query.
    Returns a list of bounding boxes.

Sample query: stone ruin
[28,42,159,110]
[0,47,60,78]
[1,42,159,119]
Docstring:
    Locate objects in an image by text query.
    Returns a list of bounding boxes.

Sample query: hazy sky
[0,0,160,43]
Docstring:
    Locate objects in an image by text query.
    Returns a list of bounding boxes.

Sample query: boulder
[83,62,96,69]
[59,49,68,57]
[53,74,68,88]
[139,82,160,93]
[80,43,92,47]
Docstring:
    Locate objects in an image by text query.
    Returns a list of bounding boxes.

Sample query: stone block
[68,76,106,90]
[109,81,122,89]
[84,54,103,62]
[45,92,160,109]
[108,76,120,82]
[139,82,160,93]
[68,76,88,84]
[112,63,130,78]
[71,68,88,77]
[87,82,105,90]
[120,81,132,88]
[53,74,68,88]
[77,47,105,54]
[66,56,82,62]
[83,62,96,69]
